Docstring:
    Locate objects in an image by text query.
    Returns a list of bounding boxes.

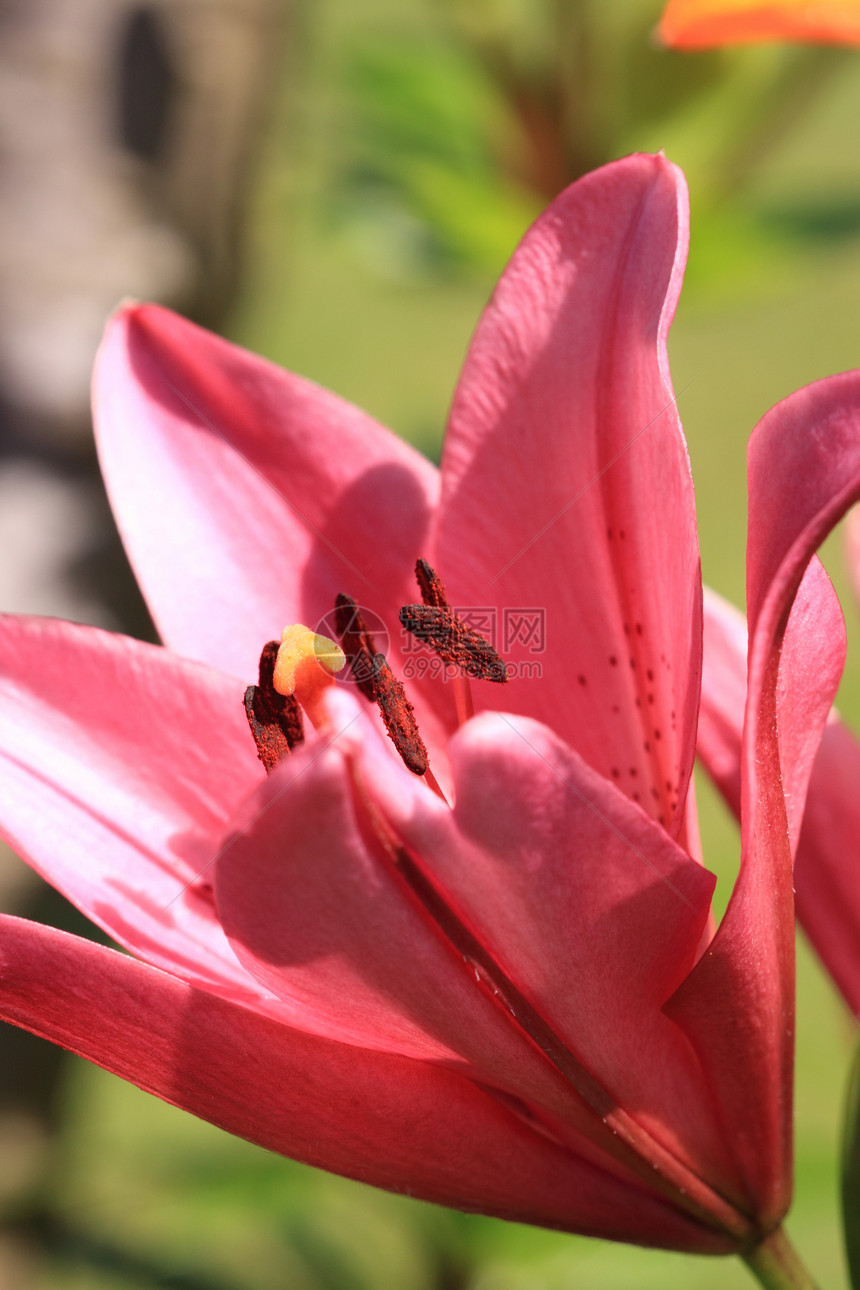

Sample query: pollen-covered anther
[273,625,345,719]
[370,653,428,775]
[244,640,305,775]
[399,604,508,684]
[334,594,378,702]
[415,558,450,609]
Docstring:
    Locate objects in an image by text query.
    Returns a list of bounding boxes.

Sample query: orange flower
[658,0,860,47]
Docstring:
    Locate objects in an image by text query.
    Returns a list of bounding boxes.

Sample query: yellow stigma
[273,625,345,709]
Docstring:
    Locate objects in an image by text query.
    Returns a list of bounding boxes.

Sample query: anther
[415,558,449,609]
[334,593,378,701]
[369,653,429,776]
[332,593,434,779]
[244,640,305,774]
[405,559,507,684]
[399,604,508,683]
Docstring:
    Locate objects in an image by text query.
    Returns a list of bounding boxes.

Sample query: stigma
[271,624,345,724]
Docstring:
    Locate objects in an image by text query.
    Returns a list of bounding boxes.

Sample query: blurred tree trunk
[0,0,290,448]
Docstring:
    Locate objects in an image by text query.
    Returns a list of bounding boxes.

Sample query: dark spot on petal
[578,674,587,686]
[611,703,620,714]
[635,622,643,636]
[609,655,618,666]
[654,729,662,741]
[646,669,654,682]
[647,693,654,705]
[643,741,650,752]
[633,791,641,802]
[651,788,659,800]
[629,767,638,778]
[611,767,620,779]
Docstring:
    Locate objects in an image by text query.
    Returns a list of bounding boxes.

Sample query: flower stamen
[334,594,437,787]
[368,652,429,776]
[243,640,305,774]
[402,558,507,727]
[414,557,448,608]
[334,594,378,701]
[409,560,477,723]
[399,603,508,683]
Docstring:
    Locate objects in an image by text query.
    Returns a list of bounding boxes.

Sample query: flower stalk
[742,1228,820,1290]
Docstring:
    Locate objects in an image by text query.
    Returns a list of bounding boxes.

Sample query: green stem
[741,1228,820,1290]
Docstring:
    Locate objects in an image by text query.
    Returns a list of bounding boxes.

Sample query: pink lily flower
[658,0,860,47]
[0,153,855,1266]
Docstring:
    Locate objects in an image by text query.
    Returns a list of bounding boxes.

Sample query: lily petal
[358,707,748,1207]
[697,585,747,820]
[794,718,860,1015]
[0,916,735,1251]
[700,585,860,1016]
[0,614,274,1008]
[659,0,860,47]
[93,304,439,683]
[214,717,620,1161]
[215,698,754,1235]
[435,154,699,838]
[670,373,860,1222]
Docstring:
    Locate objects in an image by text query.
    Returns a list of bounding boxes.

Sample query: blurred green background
[3,0,860,1286]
